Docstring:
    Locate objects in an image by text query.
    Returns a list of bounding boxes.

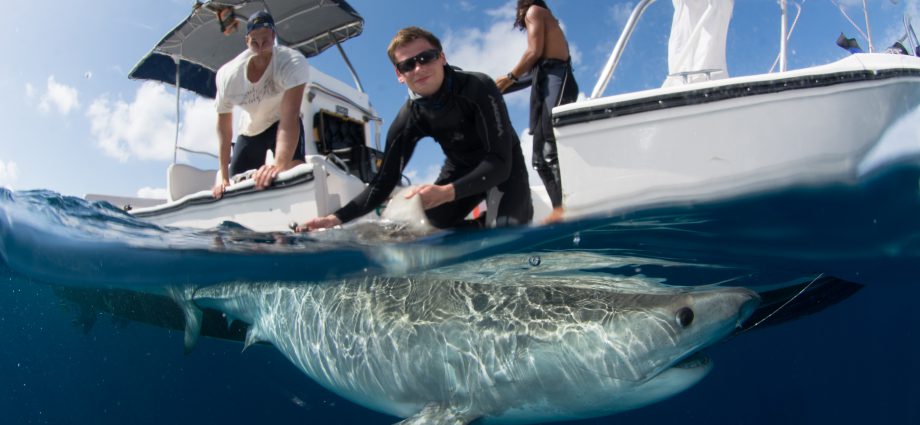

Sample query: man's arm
[298,104,421,231]
[273,83,306,170]
[252,83,305,189]
[496,6,546,92]
[212,112,234,198]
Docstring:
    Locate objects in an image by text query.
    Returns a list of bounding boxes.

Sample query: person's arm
[274,83,305,170]
[252,83,305,189]
[450,76,514,200]
[298,104,421,231]
[212,112,234,198]
[496,6,545,92]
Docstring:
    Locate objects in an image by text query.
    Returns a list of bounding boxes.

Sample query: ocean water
[2,159,919,424]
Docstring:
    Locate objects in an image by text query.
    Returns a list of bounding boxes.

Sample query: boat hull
[128,157,366,232]
[554,54,920,218]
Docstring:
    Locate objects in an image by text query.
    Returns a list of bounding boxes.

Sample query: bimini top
[128,0,364,98]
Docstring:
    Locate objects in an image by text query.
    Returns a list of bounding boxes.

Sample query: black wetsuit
[530,58,578,208]
[334,65,533,229]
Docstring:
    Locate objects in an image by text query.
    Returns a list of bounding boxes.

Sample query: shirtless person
[496,0,578,223]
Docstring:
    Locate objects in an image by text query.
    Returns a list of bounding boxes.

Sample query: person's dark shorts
[229,120,306,176]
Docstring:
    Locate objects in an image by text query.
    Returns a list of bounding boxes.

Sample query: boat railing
[590,0,793,99]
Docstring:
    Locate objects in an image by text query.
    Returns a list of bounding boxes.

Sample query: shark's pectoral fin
[394,403,479,425]
[740,275,864,332]
[242,324,267,352]
[167,286,204,354]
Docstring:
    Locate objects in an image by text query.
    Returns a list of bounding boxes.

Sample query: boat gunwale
[130,169,316,218]
[554,66,920,128]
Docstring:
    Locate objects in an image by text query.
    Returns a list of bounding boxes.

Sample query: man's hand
[252,163,281,190]
[495,75,515,93]
[295,214,342,232]
[253,158,298,190]
[405,184,455,210]
[212,178,231,199]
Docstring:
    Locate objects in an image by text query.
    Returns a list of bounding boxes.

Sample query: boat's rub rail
[131,163,316,218]
[554,67,920,128]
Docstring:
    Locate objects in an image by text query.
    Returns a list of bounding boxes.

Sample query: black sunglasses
[395,49,441,74]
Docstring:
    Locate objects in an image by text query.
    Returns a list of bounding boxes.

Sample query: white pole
[862,0,874,53]
[173,55,181,165]
[779,0,788,72]
[591,0,657,99]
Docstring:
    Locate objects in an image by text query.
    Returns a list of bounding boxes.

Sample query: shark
[165,275,759,424]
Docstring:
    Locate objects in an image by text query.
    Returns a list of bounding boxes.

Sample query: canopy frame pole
[332,32,365,93]
[862,0,874,53]
[591,0,656,99]
[779,0,788,72]
[173,54,181,165]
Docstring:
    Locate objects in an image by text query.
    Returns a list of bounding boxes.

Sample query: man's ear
[395,67,407,84]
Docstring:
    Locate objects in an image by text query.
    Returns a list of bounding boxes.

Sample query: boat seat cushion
[167,164,217,202]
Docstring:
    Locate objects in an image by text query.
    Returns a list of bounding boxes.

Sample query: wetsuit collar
[410,65,455,110]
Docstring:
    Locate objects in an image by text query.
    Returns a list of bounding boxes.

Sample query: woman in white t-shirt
[211,11,311,199]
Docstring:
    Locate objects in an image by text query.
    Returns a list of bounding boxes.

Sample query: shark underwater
[26,191,861,424]
[184,278,758,424]
[56,273,763,424]
[53,272,862,424]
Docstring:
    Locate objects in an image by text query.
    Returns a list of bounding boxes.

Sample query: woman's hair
[514,0,550,30]
[386,26,443,64]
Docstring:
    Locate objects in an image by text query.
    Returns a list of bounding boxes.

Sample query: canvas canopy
[663,0,733,87]
[129,0,363,98]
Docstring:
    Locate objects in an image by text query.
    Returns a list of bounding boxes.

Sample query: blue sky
[1,0,916,198]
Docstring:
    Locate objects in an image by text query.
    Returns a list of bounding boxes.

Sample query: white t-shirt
[215,45,310,136]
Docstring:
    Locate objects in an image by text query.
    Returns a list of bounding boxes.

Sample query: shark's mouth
[673,352,711,369]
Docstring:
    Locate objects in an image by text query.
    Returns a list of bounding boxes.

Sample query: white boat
[555,0,920,218]
[87,0,385,232]
[89,0,920,231]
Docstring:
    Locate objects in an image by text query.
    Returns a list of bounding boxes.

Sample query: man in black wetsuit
[297,26,532,231]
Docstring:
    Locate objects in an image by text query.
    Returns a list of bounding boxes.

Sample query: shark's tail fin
[53,285,250,349]
[167,286,205,354]
[739,275,863,333]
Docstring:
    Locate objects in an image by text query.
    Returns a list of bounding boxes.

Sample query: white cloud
[0,160,20,189]
[38,76,80,115]
[484,1,516,20]
[441,1,528,106]
[24,83,35,99]
[441,2,585,110]
[178,96,222,156]
[610,2,636,29]
[442,20,526,80]
[86,82,217,162]
[403,164,442,185]
[136,186,168,199]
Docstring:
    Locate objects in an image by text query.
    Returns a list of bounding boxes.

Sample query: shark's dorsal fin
[394,403,478,425]
[167,286,204,354]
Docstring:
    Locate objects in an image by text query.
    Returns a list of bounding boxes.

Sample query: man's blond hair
[386,26,443,65]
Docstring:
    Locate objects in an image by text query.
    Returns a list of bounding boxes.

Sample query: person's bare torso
[534,6,570,61]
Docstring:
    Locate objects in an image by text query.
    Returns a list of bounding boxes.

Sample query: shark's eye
[675,307,694,328]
